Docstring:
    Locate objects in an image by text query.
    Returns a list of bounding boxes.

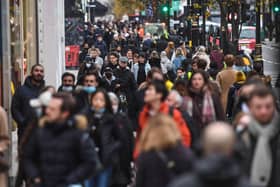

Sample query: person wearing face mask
[108,92,134,187]
[85,89,120,187]
[79,43,90,64]
[77,55,97,85]
[58,72,76,93]
[74,72,100,114]
[101,67,115,92]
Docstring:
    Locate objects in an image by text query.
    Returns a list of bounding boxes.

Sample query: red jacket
[134,102,192,159]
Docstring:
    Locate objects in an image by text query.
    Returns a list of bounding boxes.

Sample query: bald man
[168,122,253,187]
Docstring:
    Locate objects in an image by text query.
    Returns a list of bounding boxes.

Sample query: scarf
[185,90,216,124]
[248,113,280,186]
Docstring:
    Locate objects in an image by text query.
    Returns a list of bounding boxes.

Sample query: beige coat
[0,106,9,187]
[216,68,236,113]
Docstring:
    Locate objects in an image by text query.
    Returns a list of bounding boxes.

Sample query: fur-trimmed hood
[39,115,88,130]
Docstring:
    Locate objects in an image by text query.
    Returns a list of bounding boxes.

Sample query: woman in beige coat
[0,106,9,187]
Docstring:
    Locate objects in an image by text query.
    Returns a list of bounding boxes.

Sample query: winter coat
[11,76,45,139]
[168,155,253,187]
[132,63,151,84]
[238,115,280,187]
[134,103,192,159]
[113,67,137,119]
[87,111,121,167]
[136,143,193,187]
[184,89,225,136]
[210,50,224,71]
[216,67,237,113]
[23,116,99,187]
[111,112,134,186]
[161,56,173,74]
[226,82,244,119]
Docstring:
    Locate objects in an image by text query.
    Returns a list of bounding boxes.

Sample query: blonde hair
[138,114,181,153]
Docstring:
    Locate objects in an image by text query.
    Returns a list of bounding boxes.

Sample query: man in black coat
[112,56,137,119]
[23,93,99,187]
[11,64,45,140]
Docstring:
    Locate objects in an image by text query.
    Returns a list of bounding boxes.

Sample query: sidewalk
[262,38,280,49]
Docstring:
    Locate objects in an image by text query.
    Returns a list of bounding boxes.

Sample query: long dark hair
[187,70,210,92]
[90,89,113,114]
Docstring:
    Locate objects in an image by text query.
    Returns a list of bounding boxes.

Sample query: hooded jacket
[11,76,45,138]
[23,115,99,187]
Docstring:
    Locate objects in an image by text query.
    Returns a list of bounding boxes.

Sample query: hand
[0,140,9,152]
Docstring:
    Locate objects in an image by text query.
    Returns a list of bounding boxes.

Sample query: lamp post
[254,0,263,68]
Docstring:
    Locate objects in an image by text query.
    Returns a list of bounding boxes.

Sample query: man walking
[23,93,99,187]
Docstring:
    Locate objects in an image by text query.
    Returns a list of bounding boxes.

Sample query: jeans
[85,168,112,187]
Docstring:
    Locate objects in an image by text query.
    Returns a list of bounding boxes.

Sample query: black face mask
[105,72,113,79]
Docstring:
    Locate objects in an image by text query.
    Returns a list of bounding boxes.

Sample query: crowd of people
[0,20,279,187]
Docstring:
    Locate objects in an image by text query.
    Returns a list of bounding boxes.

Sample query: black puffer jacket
[23,116,99,187]
[87,111,121,167]
[11,76,45,139]
[168,155,253,187]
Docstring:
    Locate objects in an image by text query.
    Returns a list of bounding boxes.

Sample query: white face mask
[86,63,92,68]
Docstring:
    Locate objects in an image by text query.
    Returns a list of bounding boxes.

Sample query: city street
[262,44,280,85]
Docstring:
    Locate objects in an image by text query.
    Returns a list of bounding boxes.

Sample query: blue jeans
[85,168,112,187]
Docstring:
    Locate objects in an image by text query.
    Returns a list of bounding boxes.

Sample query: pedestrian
[216,54,237,113]
[74,72,100,114]
[57,72,76,93]
[132,53,151,86]
[108,92,134,187]
[239,86,280,187]
[11,64,45,141]
[104,52,119,72]
[210,45,224,71]
[23,93,99,187]
[165,41,175,60]
[0,106,9,187]
[85,89,120,187]
[101,67,116,92]
[192,46,211,70]
[89,47,104,74]
[134,80,192,159]
[77,55,98,85]
[136,114,193,187]
[184,70,225,136]
[175,67,187,81]
[94,35,107,59]
[168,122,252,187]
[112,56,137,118]
[160,51,173,76]
[166,90,198,147]
[226,71,247,120]
[172,48,186,74]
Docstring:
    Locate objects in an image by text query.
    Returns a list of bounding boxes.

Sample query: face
[110,55,118,64]
[119,61,127,68]
[91,50,98,58]
[45,98,66,123]
[139,56,145,63]
[62,76,74,86]
[92,92,106,110]
[177,70,184,78]
[31,66,44,82]
[127,51,133,59]
[191,73,205,90]
[192,63,198,71]
[144,85,161,103]
[175,85,187,96]
[83,75,98,87]
[249,95,275,125]
[133,56,139,63]
[166,92,177,107]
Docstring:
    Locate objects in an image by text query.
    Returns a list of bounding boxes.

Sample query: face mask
[83,86,96,94]
[62,86,73,92]
[86,63,92,68]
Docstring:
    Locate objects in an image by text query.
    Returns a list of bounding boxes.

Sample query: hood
[24,76,45,90]
[195,155,240,186]
[39,115,88,130]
